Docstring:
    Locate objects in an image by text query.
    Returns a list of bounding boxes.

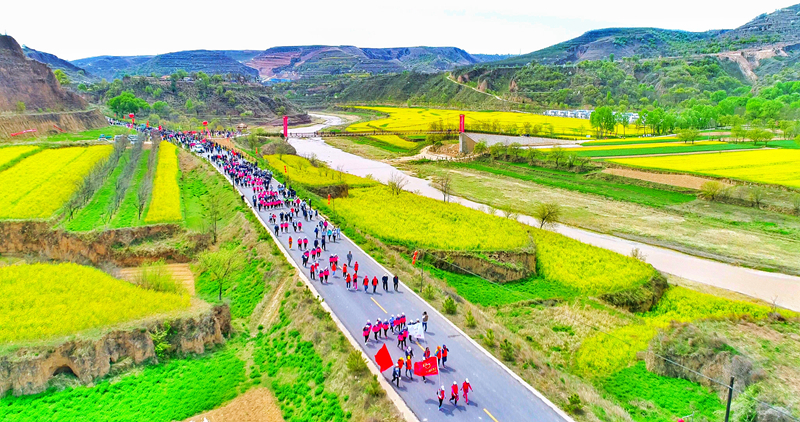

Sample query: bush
[700,181,724,200]
[365,375,385,397]
[442,296,457,315]
[136,260,186,294]
[422,284,436,300]
[565,394,583,414]
[346,351,368,374]
[465,309,477,328]
[483,329,496,348]
[500,339,516,362]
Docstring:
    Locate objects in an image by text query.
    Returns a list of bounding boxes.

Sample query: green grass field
[65,149,131,231]
[452,161,696,208]
[579,142,761,157]
[41,126,134,142]
[109,150,150,228]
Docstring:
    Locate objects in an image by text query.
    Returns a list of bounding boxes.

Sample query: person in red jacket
[354,261,359,274]
[437,386,445,410]
[441,344,449,368]
[363,275,369,293]
[462,378,473,405]
[449,381,459,406]
[345,273,352,289]
[372,276,378,293]
[382,319,389,337]
[372,319,382,340]
[362,322,371,344]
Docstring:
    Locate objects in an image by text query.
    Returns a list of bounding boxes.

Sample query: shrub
[483,329,496,348]
[465,309,477,328]
[136,260,186,294]
[346,351,368,374]
[365,375,385,397]
[442,296,457,315]
[700,181,724,200]
[422,284,436,300]
[565,394,583,414]
[500,339,516,362]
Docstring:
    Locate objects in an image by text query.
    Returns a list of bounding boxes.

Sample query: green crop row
[65,149,131,231]
[109,150,150,229]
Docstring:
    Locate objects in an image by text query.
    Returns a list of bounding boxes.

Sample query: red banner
[327,194,331,205]
[374,344,393,373]
[284,165,287,174]
[10,129,37,136]
[412,251,419,265]
[414,357,439,377]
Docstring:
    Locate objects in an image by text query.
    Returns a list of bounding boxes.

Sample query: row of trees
[473,142,592,171]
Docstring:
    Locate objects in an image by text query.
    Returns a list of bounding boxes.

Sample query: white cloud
[1,0,795,60]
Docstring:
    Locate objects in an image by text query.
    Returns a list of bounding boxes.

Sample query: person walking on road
[405,356,413,379]
[321,237,326,251]
[372,276,378,293]
[363,275,369,293]
[345,273,352,289]
[393,274,399,291]
[372,319,382,340]
[382,319,389,338]
[435,346,442,367]
[422,312,428,332]
[362,322,371,344]
[442,345,449,368]
[391,365,401,387]
[347,251,353,266]
[382,274,389,291]
[449,381,459,406]
[462,379,473,405]
[437,386,445,410]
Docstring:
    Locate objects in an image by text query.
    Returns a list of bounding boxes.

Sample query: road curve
[201,147,572,421]
[287,114,800,312]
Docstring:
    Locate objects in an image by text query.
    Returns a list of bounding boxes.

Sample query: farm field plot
[0,263,189,344]
[65,149,131,231]
[145,142,182,223]
[347,106,641,136]
[370,134,418,149]
[610,149,800,188]
[577,142,760,157]
[110,150,150,228]
[0,145,112,219]
[41,125,134,142]
[0,145,40,170]
[264,154,378,188]
[334,186,533,251]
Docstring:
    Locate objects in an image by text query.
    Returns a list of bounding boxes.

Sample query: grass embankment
[264,154,378,188]
[0,263,189,344]
[0,146,113,219]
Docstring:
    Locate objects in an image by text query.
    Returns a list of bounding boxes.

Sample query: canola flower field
[0,145,40,170]
[0,263,190,343]
[370,134,418,149]
[346,106,642,136]
[145,142,183,223]
[0,146,112,219]
[610,149,800,188]
[265,154,378,188]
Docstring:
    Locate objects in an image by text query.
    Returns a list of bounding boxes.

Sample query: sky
[2,0,797,60]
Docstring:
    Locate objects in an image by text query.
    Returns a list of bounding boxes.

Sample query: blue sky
[1,0,796,60]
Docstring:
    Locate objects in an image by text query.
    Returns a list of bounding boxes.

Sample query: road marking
[483,408,500,422]
[415,340,425,351]
[371,297,388,314]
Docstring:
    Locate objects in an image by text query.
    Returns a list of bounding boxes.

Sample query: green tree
[677,128,700,144]
[590,106,616,137]
[197,247,246,301]
[152,101,170,115]
[53,69,70,85]
[107,91,150,116]
[747,128,774,146]
[185,99,195,112]
[533,202,562,229]
[15,101,25,114]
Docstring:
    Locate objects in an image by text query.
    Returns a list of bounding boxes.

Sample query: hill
[246,45,481,80]
[131,50,260,79]
[0,35,87,112]
[21,45,94,84]
[71,55,153,80]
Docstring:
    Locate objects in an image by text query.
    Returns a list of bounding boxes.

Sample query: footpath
[202,150,571,422]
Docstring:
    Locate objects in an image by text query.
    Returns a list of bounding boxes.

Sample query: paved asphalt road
[202,150,568,422]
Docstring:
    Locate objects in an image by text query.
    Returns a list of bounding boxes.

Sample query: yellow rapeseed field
[265,154,378,188]
[145,142,182,223]
[0,146,112,219]
[557,141,726,152]
[610,149,800,188]
[0,145,40,168]
[0,263,190,343]
[347,106,642,136]
[370,135,418,149]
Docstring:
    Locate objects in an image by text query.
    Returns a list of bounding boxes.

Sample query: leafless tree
[202,186,225,244]
[433,171,453,203]
[532,202,562,229]
[388,172,408,195]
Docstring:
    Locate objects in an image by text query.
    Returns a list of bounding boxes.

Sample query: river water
[288,114,800,311]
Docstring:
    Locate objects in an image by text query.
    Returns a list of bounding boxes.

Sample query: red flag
[412,251,419,265]
[327,194,331,205]
[374,344,393,372]
[284,165,287,174]
[414,357,439,377]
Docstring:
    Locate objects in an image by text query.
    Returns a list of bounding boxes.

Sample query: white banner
[408,323,425,341]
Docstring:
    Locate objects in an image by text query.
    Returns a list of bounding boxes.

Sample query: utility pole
[419,250,425,291]
[724,377,735,422]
